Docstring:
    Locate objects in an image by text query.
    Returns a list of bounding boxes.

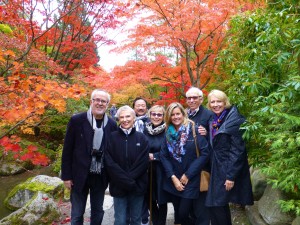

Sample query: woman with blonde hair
[160,102,210,225]
[205,90,253,225]
[144,105,171,225]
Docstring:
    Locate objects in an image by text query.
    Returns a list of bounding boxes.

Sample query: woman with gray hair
[105,105,149,225]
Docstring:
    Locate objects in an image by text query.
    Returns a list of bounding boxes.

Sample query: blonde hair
[165,102,193,130]
[207,90,231,110]
[148,105,165,117]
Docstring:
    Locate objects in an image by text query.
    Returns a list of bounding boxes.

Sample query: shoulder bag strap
[192,124,200,158]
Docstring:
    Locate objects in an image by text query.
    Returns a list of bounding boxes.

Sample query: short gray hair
[186,87,203,97]
[90,89,111,103]
[116,105,136,119]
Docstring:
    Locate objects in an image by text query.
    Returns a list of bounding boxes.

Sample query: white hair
[186,87,203,97]
[90,89,111,103]
[116,105,136,119]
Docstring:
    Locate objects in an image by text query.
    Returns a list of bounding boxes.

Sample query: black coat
[188,105,213,132]
[206,106,254,206]
[160,123,210,199]
[144,127,171,204]
[105,127,149,197]
[61,112,118,192]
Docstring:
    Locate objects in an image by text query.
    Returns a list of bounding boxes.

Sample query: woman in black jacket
[160,102,209,225]
[144,105,171,225]
[205,90,253,225]
[105,105,149,225]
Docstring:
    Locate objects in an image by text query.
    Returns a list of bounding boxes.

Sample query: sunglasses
[150,113,163,118]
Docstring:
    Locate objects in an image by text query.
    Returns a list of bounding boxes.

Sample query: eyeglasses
[150,113,163,118]
[187,96,202,101]
[92,98,108,104]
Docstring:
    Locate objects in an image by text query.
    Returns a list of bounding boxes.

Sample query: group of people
[61,87,254,225]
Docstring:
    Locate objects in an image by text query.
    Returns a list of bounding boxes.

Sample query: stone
[246,202,268,225]
[258,185,294,225]
[0,162,25,176]
[292,217,300,225]
[251,169,267,201]
[0,192,61,225]
[4,175,64,210]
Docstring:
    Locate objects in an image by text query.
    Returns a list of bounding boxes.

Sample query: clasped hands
[171,174,189,191]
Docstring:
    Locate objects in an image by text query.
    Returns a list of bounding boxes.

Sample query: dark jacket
[188,105,213,132]
[160,123,210,199]
[61,112,118,192]
[206,106,254,206]
[144,127,171,204]
[105,127,149,197]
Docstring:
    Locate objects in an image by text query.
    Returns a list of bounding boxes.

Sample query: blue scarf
[166,123,190,162]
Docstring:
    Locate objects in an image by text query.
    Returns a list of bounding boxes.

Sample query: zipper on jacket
[125,132,129,170]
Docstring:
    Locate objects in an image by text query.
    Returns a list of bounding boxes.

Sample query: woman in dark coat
[160,102,210,225]
[144,105,171,225]
[105,105,149,225]
[205,90,254,225]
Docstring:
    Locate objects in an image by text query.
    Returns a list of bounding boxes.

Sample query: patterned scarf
[134,115,148,132]
[145,122,166,136]
[187,107,199,118]
[211,109,228,138]
[166,123,190,162]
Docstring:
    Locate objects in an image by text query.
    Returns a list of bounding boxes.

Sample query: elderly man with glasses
[185,87,213,225]
[61,89,118,225]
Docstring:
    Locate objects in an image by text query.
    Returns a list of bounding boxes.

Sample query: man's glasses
[92,98,108,104]
[187,96,202,101]
[150,113,163,118]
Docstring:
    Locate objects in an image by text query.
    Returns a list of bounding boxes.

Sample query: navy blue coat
[188,105,213,132]
[61,112,118,192]
[105,127,149,197]
[206,106,254,206]
[160,123,210,199]
[144,127,171,204]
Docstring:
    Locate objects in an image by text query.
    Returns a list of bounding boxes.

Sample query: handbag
[192,124,210,192]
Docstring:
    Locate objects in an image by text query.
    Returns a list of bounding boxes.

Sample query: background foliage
[217,0,300,215]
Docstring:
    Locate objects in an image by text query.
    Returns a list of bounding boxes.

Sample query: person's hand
[171,175,185,191]
[198,125,207,136]
[64,180,73,190]
[224,180,234,191]
[180,174,189,186]
[149,153,154,161]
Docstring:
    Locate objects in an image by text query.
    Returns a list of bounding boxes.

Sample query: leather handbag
[192,124,210,192]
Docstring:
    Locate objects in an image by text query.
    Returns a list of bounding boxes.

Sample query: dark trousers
[209,204,232,225]
[151,202,167,225]
[172,196,194,225]
[71,173,106,225]
[192,192,210,225]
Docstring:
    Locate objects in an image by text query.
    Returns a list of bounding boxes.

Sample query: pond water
[0,166,57,219]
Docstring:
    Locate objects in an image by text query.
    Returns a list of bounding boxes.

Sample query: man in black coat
[61,89,118,225]
[186,87,213,225]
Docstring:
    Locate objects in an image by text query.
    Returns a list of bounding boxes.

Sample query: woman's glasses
[150,113,163,118]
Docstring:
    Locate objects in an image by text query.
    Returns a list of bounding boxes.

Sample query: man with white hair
[61,89,118,225]
[186,86,213,225]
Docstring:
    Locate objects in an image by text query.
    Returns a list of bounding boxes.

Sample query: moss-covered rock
[0,192,61,225]
[4,175,63,210]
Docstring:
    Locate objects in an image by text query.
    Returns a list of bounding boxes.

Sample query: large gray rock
[246,202,268,225]
[292,217,300,225]
[0,192,61,225]
[4,175,64,210]
[251,169,267,201]
[258,185,294,225]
